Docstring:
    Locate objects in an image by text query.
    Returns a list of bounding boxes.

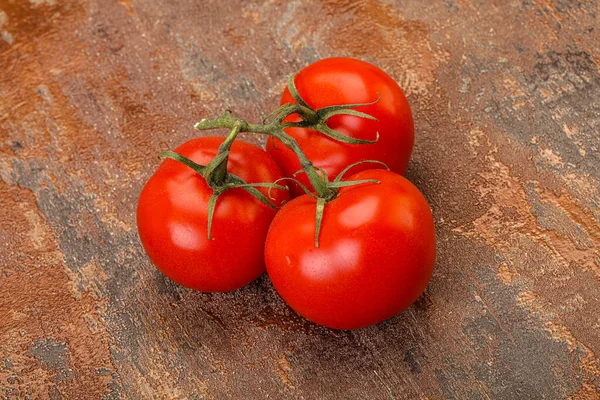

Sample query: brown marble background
[0,0,599,398]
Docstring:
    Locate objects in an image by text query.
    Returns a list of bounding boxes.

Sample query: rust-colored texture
[1,0,599,398]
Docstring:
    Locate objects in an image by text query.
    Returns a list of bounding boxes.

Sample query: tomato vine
[162,73,384,246]
[138,58,435,329]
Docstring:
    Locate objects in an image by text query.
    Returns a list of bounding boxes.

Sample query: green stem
[175,79,385,247]
[270,131,331,198]
[195,104,332,199]
[209,122,243,185]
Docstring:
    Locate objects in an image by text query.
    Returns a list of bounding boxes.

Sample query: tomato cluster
[137,58,436,330]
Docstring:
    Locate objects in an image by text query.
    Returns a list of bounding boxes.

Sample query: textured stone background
[1,0,599,398]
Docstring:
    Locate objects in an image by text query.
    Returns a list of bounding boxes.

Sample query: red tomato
[265,170,435,330]
[266,57,414,197]
[137,137,289,292]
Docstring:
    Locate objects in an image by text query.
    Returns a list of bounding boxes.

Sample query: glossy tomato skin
[137,137,289,292]
[265,170,435,330]
[266,57,414,197]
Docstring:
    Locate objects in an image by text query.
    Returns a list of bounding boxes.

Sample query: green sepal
[313,166,329,183]
[206,191,220,240]
[327,179,380,188]
[159,151,207,175]
[271,177,318,199]
[287,73,312,110]
[318,107,378,122]
[315,197,326,248]
[311,94,381,144]
[279,120,312,131]
[206,177,285,240]
[333,160,390,183]
[316,94,381,117]
[263,104,291,124]
[292,167,332,199]
[227,174,285,209]
[203,151,230,182]
[159,149,287,241]
[241,186,280,208]
[230,182,288,190]
[313,122,379,145]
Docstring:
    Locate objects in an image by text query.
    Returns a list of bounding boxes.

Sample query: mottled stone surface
[1,0,599,398]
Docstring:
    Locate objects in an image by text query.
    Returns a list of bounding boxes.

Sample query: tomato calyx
[158,122,287,240]
[312,160,389,248]
[283,74,381,145]
[277,160,389,248]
